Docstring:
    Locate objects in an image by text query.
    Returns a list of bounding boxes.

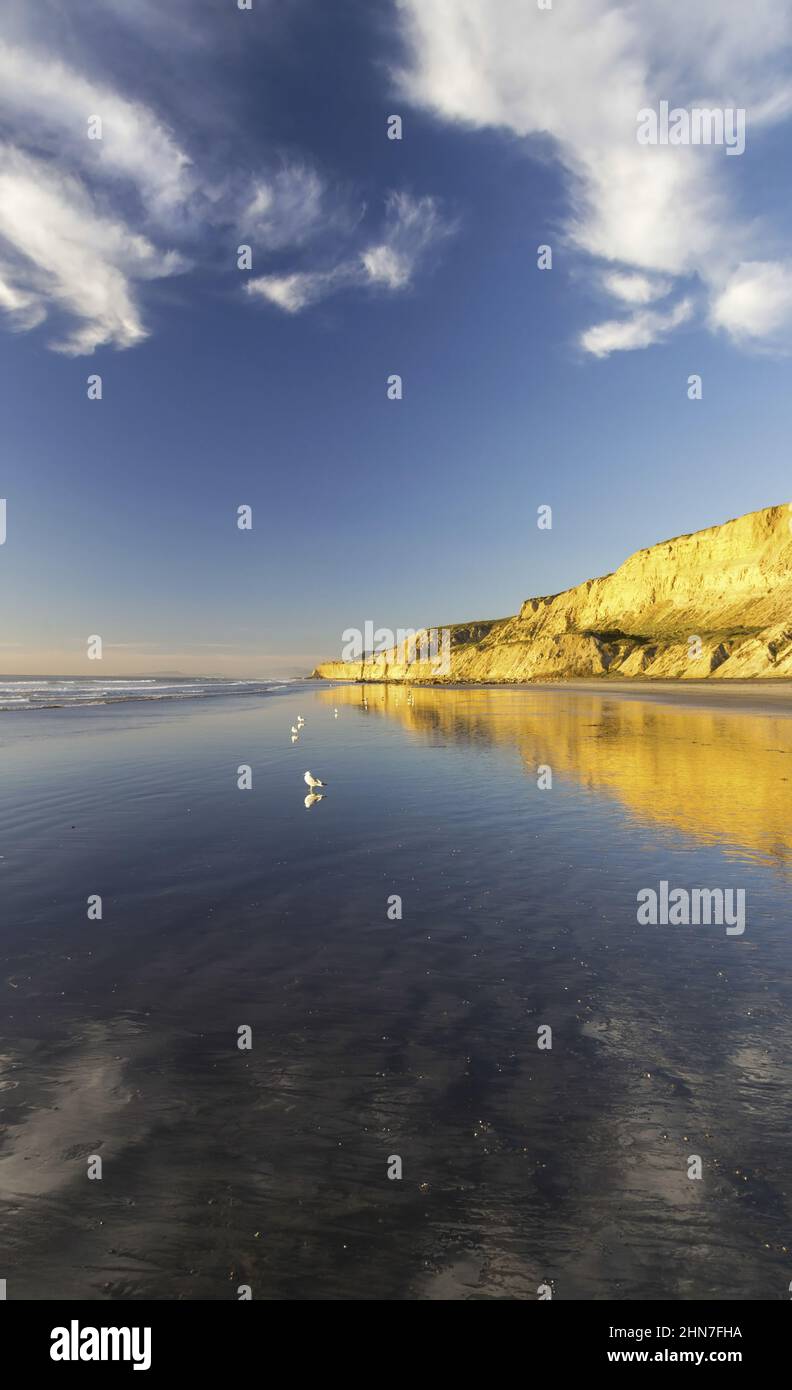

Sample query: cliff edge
[312,504,792,682]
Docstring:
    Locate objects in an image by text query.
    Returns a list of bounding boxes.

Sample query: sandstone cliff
[312,504,792,682]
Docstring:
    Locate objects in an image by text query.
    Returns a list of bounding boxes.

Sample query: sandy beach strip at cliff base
[529,678,792,716]
[324,678,792,717]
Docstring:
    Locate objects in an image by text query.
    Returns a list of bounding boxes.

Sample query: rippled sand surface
[1,684,790,1299]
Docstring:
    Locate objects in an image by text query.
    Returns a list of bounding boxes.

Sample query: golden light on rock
[314,504,792,683]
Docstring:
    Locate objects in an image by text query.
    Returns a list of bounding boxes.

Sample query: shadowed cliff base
[313,504,792,683]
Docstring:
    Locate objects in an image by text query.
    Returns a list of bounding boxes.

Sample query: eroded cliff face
[312,504,792,683]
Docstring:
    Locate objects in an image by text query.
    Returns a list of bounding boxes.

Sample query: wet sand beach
[1,683,790,1299]
[347,678,792,717]
[518,678,792,716]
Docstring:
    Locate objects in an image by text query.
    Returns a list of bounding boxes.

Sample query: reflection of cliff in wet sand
[318,683,792,868]
[313,504,792,683]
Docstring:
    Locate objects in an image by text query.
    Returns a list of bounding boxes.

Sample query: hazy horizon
[0,658,317,679]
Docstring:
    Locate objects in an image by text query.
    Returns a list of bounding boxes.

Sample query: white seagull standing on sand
[304,770,325,791]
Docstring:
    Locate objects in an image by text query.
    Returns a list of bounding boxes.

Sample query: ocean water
[0,681,790,1300]
[0,676,292,711]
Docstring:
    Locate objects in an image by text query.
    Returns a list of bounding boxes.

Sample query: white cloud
[602,271,671,305]
[0,15,449,352]
[247,269,345,314]
[0,33,193,352]
[0,40,192,219]
[0,146,185,354]
[394,0,792,354]
[248,193,451,313]
[361,245,411,290]
[242,166,348,252]
[710,261,792,346]
[581,298,693,358]
[362,191,451,288]
[0,268,46,331]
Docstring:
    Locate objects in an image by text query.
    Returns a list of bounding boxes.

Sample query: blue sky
[1,0,791,676]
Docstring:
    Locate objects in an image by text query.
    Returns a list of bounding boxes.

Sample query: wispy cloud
[241,166,358,253]
[0,145,186,354]
[394,0,792,355]
[0,39,193,218]
[710,261,792,347]
[601,271,672,307]
[581,298,693,359]
[0,19,194,354]
[247,192,453,314]
[0,7,450,353]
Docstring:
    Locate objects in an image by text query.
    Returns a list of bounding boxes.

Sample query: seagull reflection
[304,791,324,809]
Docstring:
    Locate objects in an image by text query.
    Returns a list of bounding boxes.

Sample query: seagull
[304,792,324,809]
[333,708,338,718]
[304,770,325,791]
[291,725,299,734]
[291,733,299,743]
[297,715,305,726]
